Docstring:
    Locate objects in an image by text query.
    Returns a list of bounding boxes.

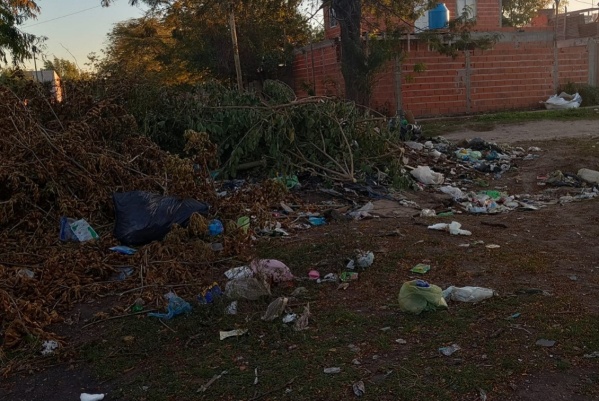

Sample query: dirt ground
[1,119,598,401]
[444,119,599,143]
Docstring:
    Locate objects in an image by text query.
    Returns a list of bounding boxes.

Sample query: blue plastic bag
[148,292,192,320]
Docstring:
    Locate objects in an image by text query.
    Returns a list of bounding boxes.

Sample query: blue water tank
[429,3,450,29]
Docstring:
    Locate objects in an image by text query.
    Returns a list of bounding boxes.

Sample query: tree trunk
[333,0,370,106]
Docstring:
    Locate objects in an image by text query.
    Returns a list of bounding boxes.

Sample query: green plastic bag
[398,280,448,314]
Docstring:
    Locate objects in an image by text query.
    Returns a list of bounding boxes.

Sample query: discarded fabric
[398,280,448,314]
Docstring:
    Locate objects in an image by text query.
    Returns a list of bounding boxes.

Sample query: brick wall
[292,36,591,117]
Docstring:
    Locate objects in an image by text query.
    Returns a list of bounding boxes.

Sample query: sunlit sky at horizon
[9,0,599,71]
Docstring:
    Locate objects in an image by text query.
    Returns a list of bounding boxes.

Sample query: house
[26,69,63,102]
[292,3,599,117]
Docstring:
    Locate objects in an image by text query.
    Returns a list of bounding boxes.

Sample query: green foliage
[419,8,502,58]
[502,0,553,27]
[42,57,83,81]
[562,82,599,107]
[105,79,406,184]
[100,0,311,85]
[0,0,42,64]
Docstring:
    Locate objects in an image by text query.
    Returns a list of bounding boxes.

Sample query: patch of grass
[421,107,599,137]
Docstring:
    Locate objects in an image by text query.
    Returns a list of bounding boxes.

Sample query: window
[457,0,477,19]
[330,8,338,28]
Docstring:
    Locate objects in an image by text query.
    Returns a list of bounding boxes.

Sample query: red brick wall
[292,38,590,117]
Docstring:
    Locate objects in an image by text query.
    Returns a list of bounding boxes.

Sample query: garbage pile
[0,87,291,354]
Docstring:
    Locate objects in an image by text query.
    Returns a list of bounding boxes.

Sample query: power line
[22,5,103,28]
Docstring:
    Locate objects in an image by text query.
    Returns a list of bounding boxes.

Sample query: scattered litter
[569,275,578,281]
[420,209,436,217]
[583,351,599,358]
[323,367,341,374]
[440,185,464,200]
[535,339,556,347]
[578,168,599,184]
[41,340,59,355]
[398,280,448,314]
[280,202,294,213]
[479,388,488,401]
[404,141,424,150]
[396,338,407,344]
[197,370,228,393]
[541,92,581,109]
[237,216,250,233]
[211,243,224,252]
[340,272,359,281]
[225,277,271,300]
[439,344,461,356]
[410,166,444,185]
[224,265,253,280]
[60,217,99,242]
[282,313,297,323]
[111,266,134,281]
[352,380,366,397]
[80,394,105,401]
[250,259,294,283]
[148,292,192,320]
[411,263,430,274]
[348,202,374,220]
[338,283,350,290]
[317,273,338,283]
[197,282,223,304]
[346,250,374,269]
[290,287,307,297]
[485,244,500,249]
[261,297,288,321]
[225,301,238,315]
[308,270,320,280]
[208,219,224,236]
[308,216,326,226]
[507,312,521,320]
[293,304,310,331]
[380,326,391,331]
[219,329,248,340]
[109,245,137,255]
[17,268,34,279]
[112,191,209,246]
[428,221,471,236]
[443,286,494,303]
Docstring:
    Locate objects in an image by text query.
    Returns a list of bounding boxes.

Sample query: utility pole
[229,3,243,91]
[553,0,560,93]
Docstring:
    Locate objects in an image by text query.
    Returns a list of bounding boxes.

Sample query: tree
[326,0,428,105]
[0,0,41,63]
[101,0,311,85]
[42,57,82,80]
[502,0,553,27]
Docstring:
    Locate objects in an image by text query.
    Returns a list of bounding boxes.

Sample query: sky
[20,0,147,70]
[13,0,599,71]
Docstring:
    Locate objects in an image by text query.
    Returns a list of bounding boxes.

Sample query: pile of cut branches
[0,84,289,363]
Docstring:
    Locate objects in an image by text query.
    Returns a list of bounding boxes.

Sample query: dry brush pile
[0,84,289,363]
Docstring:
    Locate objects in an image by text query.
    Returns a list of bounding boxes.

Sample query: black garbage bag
[113,191,209,246]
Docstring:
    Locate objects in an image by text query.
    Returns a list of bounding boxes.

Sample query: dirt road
[444,119,599,143]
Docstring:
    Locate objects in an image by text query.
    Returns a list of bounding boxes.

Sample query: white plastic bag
[440,185,464,200]
[442,286,494,302]
[411,166,444,185]
[225,277,271,300]
[542,92,582,110]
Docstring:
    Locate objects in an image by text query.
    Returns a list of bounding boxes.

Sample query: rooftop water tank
[429,3,449,30]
